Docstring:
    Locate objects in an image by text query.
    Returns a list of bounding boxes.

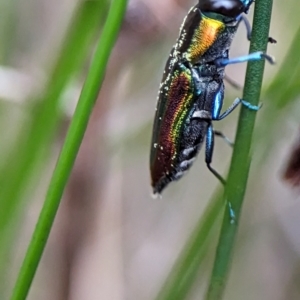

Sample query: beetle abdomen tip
[151,192,162,199]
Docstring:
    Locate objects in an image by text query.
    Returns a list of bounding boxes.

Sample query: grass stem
[10,0,128,299]
[206,0,273,299]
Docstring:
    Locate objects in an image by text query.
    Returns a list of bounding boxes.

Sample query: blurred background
[1,0,300,299]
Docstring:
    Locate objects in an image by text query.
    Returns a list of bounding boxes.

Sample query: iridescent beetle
[150,0,274,195]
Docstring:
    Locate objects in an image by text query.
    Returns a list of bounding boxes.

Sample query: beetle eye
[199,0,252,18]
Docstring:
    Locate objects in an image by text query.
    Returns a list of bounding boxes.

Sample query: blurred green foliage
[0,0,109,297]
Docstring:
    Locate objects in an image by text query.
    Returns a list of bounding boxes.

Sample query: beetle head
[199,0,254,18]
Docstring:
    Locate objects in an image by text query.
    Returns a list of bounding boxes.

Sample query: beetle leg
[215,51,275,67]
[217,97,262,120]
[205,124,226,185]
[216,97,241,120]
[238,14,276,43]
[205,129,236,219]
[241,100,262,111]
[228,202,236,224]
[268,37,277,44]
[214,130,234,147]
[239,14,252,41]
[224,75,242,90]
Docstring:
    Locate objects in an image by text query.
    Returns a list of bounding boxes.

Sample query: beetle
[150,0,274,196]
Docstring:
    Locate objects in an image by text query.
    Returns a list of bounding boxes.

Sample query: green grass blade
[10,0,128,299]
[0,0,108,239]
[1,2,109,294]
[206,1,273,299]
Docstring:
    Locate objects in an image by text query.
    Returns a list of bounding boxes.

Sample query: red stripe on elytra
[151,71,193,185]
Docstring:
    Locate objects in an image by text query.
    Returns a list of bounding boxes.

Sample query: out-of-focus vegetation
[1,0,300,299]
[10,0,127,299]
